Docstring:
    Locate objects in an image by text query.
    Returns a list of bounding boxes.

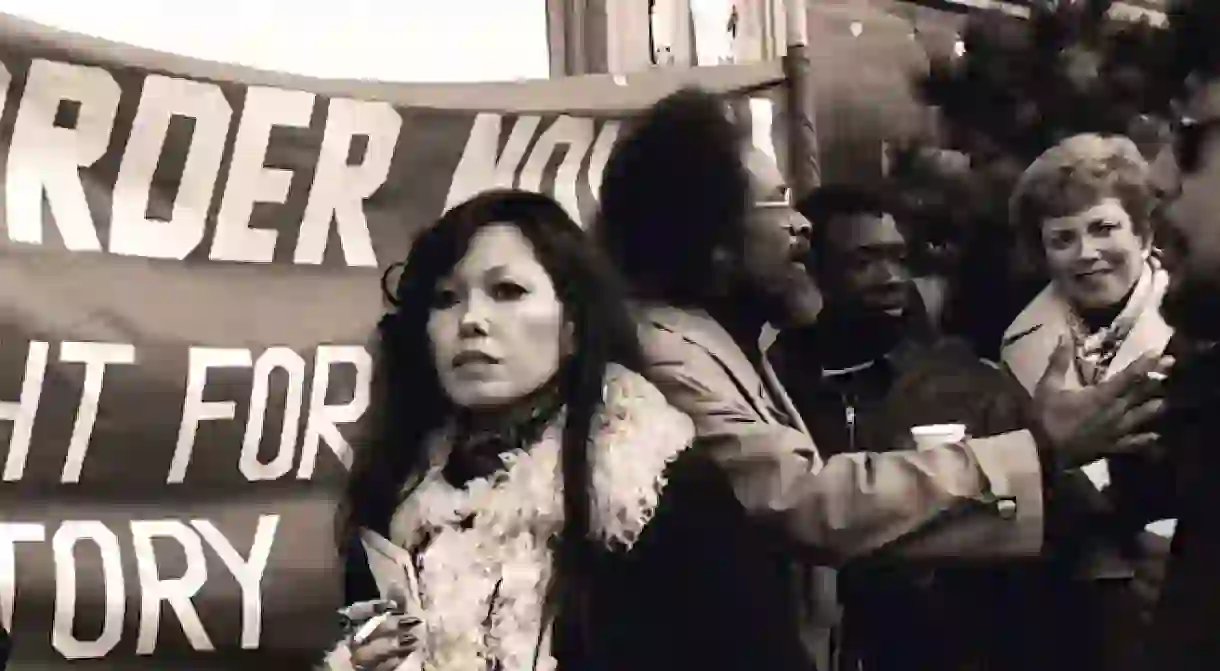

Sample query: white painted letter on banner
[295,98,398,267]
[517,115,594,225]
[169,348,253,483]
[585,120,620,202]
[210,86,315,263]
[191,515,279,649]
[240,347,306,481]
[298,345,372,478]
[131,520,214,654]
[52,521,125,659]
[1,340,50,481]
[110,75,233,260]
[59,342,136,483]
[443,113,541,211]
[6,60,120,251]
[0,522,45,631]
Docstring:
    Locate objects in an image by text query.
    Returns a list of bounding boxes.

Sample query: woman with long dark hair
[322,189,697,671]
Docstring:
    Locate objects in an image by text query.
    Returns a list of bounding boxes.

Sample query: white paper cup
[910,423,967,450]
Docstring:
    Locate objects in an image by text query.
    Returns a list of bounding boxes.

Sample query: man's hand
[1032,336,1173,470]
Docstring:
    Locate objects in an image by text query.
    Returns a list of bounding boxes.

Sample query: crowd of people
[324,18,1220,669]
[0,5,1214,671]
[315,6,1220,671]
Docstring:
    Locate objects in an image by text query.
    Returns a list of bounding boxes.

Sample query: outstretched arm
[639,326,1044,565]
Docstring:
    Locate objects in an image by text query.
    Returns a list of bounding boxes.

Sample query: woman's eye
[1046,231,1074,249]
[432,288,459,308]
[491,282,528,301]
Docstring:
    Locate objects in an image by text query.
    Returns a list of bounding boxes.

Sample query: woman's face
[1040,197,1149,311]
[427,224,569,410]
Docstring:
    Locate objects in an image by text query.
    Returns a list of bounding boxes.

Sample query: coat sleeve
[638,325,1045,564]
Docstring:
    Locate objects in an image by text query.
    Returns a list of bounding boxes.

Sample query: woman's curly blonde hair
[1008,133,1154,251]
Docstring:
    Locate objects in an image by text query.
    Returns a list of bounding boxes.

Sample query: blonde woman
[1002,133,1177,670]
[1004,134,1172,405]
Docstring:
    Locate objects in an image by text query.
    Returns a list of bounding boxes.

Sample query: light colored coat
[1001,270,1176,539]
[635,304,1046,670]
[1001,270,1173,405]
[322,365,696,671]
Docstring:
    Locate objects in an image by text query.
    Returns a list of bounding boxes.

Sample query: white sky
[0,0,551,82]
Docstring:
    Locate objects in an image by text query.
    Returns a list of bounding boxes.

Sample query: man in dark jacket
[770,185,1096,670]
[1138,3,1220,667]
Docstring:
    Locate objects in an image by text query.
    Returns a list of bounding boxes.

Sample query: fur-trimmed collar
[390,363,695,549]
[384,363,695,671]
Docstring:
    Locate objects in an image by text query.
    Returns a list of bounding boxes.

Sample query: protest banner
[0,12,785,670]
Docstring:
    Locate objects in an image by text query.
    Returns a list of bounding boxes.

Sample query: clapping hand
[1032,336,1174,470]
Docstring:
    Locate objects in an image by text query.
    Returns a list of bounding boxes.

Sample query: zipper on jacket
[843,393,857,453]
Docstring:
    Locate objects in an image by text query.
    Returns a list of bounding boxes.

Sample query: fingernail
[372,600,395,614]
[399,616,421,627]
[399,633,417,646]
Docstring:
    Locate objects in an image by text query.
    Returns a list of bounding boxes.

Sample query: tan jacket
[1001,268,1174,493]
[636,304,1046,562]
[636,304,1045,670]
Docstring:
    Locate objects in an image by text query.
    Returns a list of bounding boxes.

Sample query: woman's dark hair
[594,87,751,306]
[340,189,641,651]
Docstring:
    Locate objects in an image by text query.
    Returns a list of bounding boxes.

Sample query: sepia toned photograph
[0,1,1215,670]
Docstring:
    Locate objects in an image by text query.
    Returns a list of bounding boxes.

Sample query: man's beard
[772,276,824,328]
[1161,275,1220,340]
[753,271,823,329]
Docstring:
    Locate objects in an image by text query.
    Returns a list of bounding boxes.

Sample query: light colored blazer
[635,304,1045,563]
[1001,268,1176,538]
[1001,270,1173,401]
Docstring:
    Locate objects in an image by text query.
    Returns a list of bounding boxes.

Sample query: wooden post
[782,0,820,195]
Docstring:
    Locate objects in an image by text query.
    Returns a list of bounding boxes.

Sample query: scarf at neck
[1068,259,1158,385]
[443,378,565,488]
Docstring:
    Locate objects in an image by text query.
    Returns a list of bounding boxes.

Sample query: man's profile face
[1151,73,1220,339]
[818,212,912,319]
[735,148,821,325]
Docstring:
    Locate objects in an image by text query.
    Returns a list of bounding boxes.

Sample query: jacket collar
[1001,266,1174,393]
[637,303,810,436]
